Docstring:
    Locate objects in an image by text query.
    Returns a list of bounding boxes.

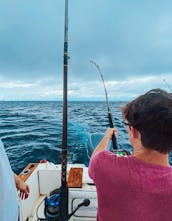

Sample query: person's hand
[91,127,118,156]
[14,174,30,200]
[17,179,30,200]
[105,128,117,140]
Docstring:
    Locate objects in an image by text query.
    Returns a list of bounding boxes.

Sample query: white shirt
[0,139,18,221]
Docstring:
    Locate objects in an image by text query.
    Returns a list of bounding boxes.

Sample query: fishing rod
[44,1,90,220]
[44,1,69,220]
[59,0,69,220]
[90,60,118,150]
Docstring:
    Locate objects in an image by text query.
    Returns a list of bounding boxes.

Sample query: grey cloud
[0,0,172,98]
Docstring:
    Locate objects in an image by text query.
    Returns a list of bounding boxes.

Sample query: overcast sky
[0,0,172,101]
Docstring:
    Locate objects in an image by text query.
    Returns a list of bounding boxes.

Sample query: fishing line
[162,78,172,93]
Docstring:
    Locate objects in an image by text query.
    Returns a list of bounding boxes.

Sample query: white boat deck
[27,195,46,221]
[19,162,97,221]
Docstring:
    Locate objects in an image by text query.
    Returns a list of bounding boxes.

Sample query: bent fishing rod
[90,60,118,150]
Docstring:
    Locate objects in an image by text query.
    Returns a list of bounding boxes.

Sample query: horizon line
[0,99,128,102]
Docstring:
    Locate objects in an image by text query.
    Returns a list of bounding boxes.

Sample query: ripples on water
[0,101,171,174]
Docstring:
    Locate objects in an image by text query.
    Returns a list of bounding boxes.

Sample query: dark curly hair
[122,88,172,153]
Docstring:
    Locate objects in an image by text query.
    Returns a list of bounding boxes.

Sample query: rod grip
[108,112,114,128]
[59,184,68,221]
[108,112,118,150]
[112,134,117,150]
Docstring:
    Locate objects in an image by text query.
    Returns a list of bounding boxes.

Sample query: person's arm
[14,174,30,200]
[91,128,117,157]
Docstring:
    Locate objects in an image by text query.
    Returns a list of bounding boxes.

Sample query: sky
[0,0,172,101]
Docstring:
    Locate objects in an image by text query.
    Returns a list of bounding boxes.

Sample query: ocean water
[0,101,171,174]
[0,101,131,174]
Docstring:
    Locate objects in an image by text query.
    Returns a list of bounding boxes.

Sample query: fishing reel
[44,194,60,221]
[113,149,131,156]
[44,189,90,221]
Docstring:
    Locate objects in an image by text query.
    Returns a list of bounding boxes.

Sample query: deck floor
[28,195,46,221]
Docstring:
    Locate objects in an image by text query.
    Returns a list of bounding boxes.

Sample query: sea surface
[0,101,171,174]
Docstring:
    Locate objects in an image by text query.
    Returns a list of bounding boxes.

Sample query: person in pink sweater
[89,88,172,221]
